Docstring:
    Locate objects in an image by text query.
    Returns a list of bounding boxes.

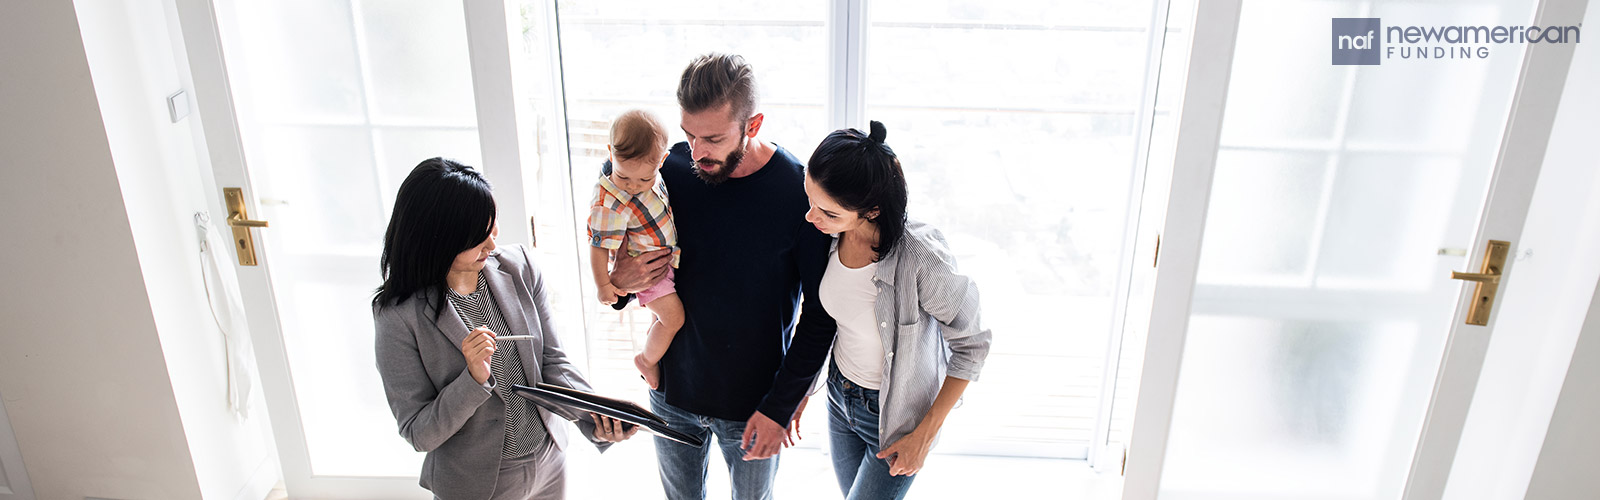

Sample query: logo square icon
[1332,18,1382,65]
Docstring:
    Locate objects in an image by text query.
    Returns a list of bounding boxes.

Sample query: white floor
[267,444,1121,499]
[563,440,1124,500]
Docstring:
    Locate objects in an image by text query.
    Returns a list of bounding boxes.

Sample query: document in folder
[511,383,704,447]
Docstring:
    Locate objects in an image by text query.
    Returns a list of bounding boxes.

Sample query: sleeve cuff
[756,402,795,428]
[947,366,982,382]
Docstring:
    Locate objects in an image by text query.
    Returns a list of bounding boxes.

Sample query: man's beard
[693,139,745,185]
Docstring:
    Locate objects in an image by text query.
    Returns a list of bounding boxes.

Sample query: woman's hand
[785,395,810,446]
[591,413,639,443]
[461,327,496,385]
[876,427,935,476]
[876,376,970,476]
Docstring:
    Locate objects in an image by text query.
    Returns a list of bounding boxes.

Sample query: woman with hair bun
[801,122,993,499]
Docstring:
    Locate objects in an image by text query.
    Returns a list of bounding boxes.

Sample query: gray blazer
[861,219,992,447]
[375,244,607,500]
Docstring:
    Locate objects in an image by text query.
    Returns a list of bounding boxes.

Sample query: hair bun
[867,120,887,144]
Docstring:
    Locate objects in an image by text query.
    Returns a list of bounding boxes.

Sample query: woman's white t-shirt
[820,246,884,389]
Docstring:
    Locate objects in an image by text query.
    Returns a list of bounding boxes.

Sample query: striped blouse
[446,272,547,458]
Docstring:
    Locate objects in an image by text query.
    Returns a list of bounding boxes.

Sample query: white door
[1121,0,1587,499]
[174,0,537,496]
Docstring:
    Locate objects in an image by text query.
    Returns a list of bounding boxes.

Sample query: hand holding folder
[512,383,704,447]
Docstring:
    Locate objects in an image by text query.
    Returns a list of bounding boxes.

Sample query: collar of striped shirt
[446,272,489,298]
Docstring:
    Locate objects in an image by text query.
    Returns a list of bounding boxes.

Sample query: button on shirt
[862,219,993,448]
[446,272,547,459]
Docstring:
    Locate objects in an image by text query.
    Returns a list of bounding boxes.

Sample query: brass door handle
[1449,240,1510,326]
[223,187,267,266]
[1449,271,1500,284]
[227,217,269,228]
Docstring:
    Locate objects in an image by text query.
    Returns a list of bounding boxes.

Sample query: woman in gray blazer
[799,122,993,500]
[374,158,635,500]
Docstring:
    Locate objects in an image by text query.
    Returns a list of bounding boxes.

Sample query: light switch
[167,89,190,123]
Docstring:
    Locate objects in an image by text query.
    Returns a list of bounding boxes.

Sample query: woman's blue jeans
[827,363,916,500]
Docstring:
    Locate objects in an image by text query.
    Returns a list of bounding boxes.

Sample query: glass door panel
[217,0,482,478]
[1157,0,1536,498]
[865,0,1177,458]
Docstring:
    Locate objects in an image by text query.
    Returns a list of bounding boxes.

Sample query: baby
[587,109,683,390]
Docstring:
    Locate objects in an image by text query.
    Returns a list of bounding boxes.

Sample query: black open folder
[511,383,704,447]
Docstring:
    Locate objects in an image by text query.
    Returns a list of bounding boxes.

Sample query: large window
[213,0,1194,486]
[864,0,1165,457]
[540,0,833,397]
[531,0,1195,461]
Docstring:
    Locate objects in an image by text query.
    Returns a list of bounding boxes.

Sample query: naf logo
[1332,18,1382,65]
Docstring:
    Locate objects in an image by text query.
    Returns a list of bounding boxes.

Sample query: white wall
[0,1,205,499]
[71,1,280,500]
[0,1,278,499]
[1524,279,1600,498]
[1442,2,1600,498]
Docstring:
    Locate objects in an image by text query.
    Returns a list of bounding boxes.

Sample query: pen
[471,325,533,341]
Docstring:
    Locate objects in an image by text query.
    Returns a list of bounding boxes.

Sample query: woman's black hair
[806,120,908,260]
[374,157,496,309]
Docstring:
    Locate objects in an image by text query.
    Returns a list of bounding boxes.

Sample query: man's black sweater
[653,141,837,425]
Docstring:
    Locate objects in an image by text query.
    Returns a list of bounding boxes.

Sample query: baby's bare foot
[634,353,660,390]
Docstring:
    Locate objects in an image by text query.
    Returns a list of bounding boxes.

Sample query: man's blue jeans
[649,389,780,500]
[827,363,916,500]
